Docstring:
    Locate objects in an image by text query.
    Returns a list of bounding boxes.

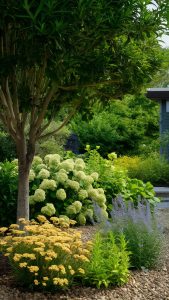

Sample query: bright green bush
[71,95,159,157]
[83,232,130,287]
[115,154,169,185]
[85,147,159,209]
[0,216,90,290]
[0,130,16,161]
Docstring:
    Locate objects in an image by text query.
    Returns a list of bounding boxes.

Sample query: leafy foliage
[83,232,130,288]
[115,154,169,185]
[85,147,160,209]
[0,161,18,226]
[71,95,159,157]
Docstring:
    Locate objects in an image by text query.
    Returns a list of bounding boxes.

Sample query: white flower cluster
[41,203,56,216]
[40,179,57,190]
[37,168,50,179]
[66,201,82,216]
[29,169,36,181]
[74,158,86,171]
[32,156,43,166]
[29,189,46,205]
[78,189,88,200]
[59,158,74,172]
[66,179,80,191]
[56,189,66,201]
[55,171,68,184]
[45,154,61,168]
[28,153,107,224]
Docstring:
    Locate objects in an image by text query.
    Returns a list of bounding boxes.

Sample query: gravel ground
[0,209,169,300]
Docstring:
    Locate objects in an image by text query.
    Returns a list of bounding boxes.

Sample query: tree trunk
[16,139,35,223]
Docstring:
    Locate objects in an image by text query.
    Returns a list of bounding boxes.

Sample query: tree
[0,0,167,222]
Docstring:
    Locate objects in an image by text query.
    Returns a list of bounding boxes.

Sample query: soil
[0,209,169,300]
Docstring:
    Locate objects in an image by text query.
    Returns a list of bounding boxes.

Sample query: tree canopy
[0,0,168,221]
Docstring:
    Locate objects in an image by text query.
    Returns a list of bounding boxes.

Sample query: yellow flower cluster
[0,216,92,290]
[53,277,68,286]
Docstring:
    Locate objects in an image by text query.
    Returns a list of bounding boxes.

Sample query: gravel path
[0,209,169,300]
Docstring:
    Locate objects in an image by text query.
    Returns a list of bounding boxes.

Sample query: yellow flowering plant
[0,216,90,290]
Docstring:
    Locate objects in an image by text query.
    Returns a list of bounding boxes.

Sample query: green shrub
[71,95,159,157]
[0,161,18,226]
[85,147,159,209]
[0,216,90,290]
[115,154,169,185]
[0,131,16,161]
[83,232,130,288]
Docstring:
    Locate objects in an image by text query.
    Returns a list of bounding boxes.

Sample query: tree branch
[38,102,80,140]
[58,79,121,91]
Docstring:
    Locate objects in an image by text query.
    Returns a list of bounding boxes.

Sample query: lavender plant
[94,196,163,270]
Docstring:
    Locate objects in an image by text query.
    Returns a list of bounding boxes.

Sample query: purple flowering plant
[94,196,163,270]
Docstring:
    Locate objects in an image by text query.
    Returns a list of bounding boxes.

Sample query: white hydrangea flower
[34,163,48,172]
[40,179,57,191]
[83,175,94,185]
[97,188,105,194]
[48,154,61,168]
[12,159,18,166]
[88,188,99,201]
[37,168,50,179]
[41,203,56,216]
[59,159,74,172]
[85,208,93,219]
[32,156,43,166]
[66,205,77,215]
[78,189,88,200]
[56,189,66,201]
[44,154,53,164]
[74,158,86,171]
[33,189,46,202]
[91,172,99,181]
[56,172,68,184]
[58,168,67,174]
[29,169,36,181]
[73,201,82,213]
[100,203,107,210]
[67,179,80,191]
[95,194,106,205]
[29,195,35,205]
[77,213,86,225]
[100,208,108,219]
[74,171,86,181]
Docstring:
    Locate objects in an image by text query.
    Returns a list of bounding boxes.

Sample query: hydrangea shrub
[28,154,107,225]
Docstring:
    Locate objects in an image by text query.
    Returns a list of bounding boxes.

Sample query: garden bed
[0,209,169,300]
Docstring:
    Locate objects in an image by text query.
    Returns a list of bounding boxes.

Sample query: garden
[1,1,169,299]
